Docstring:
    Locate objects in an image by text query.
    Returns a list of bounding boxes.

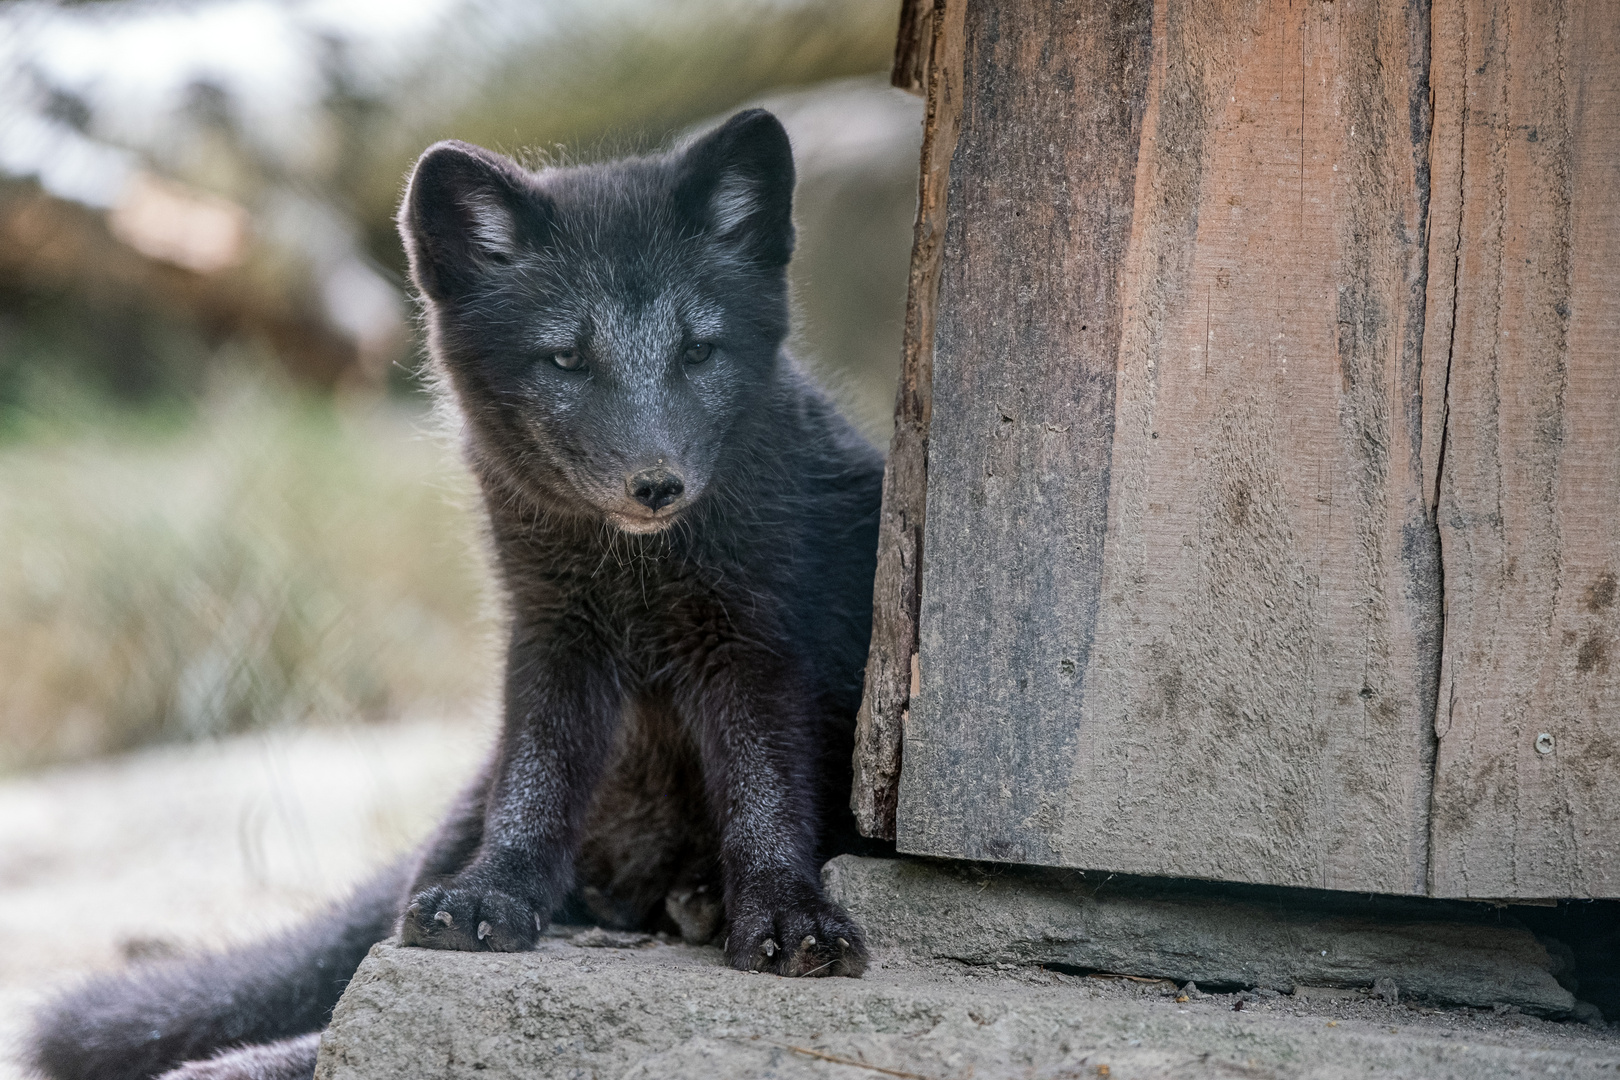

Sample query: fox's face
[398,111,796,534]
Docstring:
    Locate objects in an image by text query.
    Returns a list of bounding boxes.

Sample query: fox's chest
[557,559,781,666]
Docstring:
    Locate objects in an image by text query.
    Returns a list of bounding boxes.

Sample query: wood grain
[1425,0,1620,899]
[897,0,1155,866]
[899,0,1446,894]
[851,0,966,839]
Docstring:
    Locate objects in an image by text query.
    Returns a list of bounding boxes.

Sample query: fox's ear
[399,141,551,301]
[674,109,795,267]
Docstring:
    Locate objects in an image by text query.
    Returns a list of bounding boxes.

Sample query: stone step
[314,855,1615,1078]
[822,855,1577,1015]
[315,937,1617,1080]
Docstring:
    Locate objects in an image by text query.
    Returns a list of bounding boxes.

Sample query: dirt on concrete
[318,936,1620,1080]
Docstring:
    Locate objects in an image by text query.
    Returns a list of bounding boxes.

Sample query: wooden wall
[858,0,1620,899]
[1424,0,1620,898]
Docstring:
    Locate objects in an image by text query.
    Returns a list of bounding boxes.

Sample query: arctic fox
[28,108,884,1080]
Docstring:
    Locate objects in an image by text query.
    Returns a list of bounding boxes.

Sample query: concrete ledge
[315,938,1617,1080]
[823,855,1576,1015]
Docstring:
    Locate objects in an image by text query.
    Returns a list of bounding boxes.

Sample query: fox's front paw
[400,882,539,952]
[725,881,867,978]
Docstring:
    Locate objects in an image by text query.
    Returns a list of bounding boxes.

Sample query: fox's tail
[25,860,408,1080]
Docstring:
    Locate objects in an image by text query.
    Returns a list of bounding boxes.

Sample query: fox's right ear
[398,141,551,301]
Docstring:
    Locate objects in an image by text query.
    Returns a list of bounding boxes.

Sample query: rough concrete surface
[822,856,1576,1014]
[316,938,1619,1080]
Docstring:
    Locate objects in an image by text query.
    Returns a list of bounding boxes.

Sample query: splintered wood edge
[853,0,965,840]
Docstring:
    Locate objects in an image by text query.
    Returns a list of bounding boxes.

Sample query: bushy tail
[26,861,409,1080]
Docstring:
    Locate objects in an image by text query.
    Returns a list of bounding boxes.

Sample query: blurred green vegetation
[0,374,497,773]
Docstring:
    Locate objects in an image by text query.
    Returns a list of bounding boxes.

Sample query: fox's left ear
[674,109,795,266]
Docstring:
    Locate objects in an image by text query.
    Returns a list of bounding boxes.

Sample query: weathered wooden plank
[851,0,965,840]
[1426,0,1620,899]
[899,0,1444,894]
[896,0,1154,866]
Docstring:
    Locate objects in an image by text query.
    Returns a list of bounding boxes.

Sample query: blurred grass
[0,374,497,773]
[349,0,900,262]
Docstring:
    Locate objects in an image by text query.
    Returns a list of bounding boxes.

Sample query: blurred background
[0,0,918,1059]
[0,0,920,774]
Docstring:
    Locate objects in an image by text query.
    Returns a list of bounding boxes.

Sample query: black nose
[626,468,685,511]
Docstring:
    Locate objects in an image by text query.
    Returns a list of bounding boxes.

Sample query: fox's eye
[548,349,585,371]
[683,342,714,365]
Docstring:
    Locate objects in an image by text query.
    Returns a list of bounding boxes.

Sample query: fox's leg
[676,650,866,978]
[154,1034,319,1080]
[404,751,496,897]
[400,636,621,952]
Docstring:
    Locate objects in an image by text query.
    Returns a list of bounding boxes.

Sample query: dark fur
[28,867,404,1080]
[25,109,883,1080]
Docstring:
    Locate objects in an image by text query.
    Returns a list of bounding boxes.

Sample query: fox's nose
[626,467,685,512]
